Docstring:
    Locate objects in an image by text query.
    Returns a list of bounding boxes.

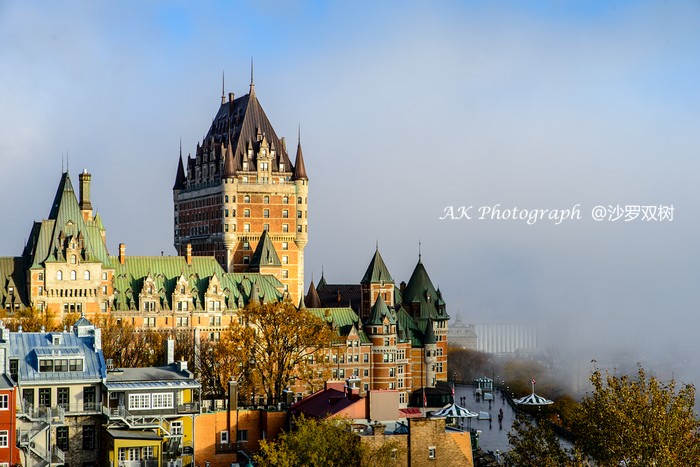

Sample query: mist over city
[1,0,699,399]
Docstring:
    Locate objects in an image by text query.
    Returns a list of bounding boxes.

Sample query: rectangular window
[244,223,250,232]
[9,360,18,382]
[282,224,289,233]
[129,393,151,410]
[171,421,183,435]
[220,431,229,444]
[428,447,436,459]
[263,209,269,218]
[57,387,69,410]
[282,210,288,218]
[83,387,96,411]
[363,354,369,363]
[39,359,54,372]
[69,358,84,372]
[364,369,369,377]
[282,242,288,250]
[282,256,288,264]
[244,209,250,218]
[282,270,288,279]
[142,446,154,459]
[297,210,302,218]
[237,430,248,442]
[0,394,8,410]
[82,425,95,450]
[152,393,174,409]
[39,388,51,408]
[56,426,69,450]
[0,431,7,448]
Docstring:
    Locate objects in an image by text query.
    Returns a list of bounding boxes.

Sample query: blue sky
[1,1,699,382]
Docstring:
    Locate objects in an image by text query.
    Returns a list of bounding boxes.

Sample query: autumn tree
[255,415,399,467]
[220,301,335,405]
[99,315,166,368]
[1,306,57,332]
[570,365,700,466]
[507,365,700,466]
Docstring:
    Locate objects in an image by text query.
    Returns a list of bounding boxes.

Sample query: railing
[177,402,200,414]
[52,445,65,463]
[215,442,237,453]
[103,405,162,429]
[117,460,159,467]
[18,405,65,424]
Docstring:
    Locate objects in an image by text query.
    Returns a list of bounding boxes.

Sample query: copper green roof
[366,295,396,326]
[250,230,281,268]
[24,172,111,268]
[401,258,449,322]
[360,248,393,284]
[307,307,370,344]
[110,255,282,311]
[396,307,421,346]
[0,257,28,308]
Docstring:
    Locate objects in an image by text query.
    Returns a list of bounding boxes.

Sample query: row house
[10,317,105,466]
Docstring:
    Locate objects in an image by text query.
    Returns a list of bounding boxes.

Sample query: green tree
[255,415,399,467]
[570,365,700,466]
[447,346,492,381]
[504,414,588,467]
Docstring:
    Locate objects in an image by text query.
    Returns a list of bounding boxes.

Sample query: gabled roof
[366,295,396,326]
[307,307,370,344]
[204,91,293,176]
[110,255,283,311]
[316,283,360,313]
[401,258,449,322]
[24,172,111,268]
[250,230,281,268]
[360,248,393,284]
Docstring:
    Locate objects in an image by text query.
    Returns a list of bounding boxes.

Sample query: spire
[224,133,236,178]
[298,296,306,310]
[292,125,308,181]
[250,230,281,268]
[249,279,260,305]
[304,281,321,308]
[249,57,255,96]
[173,149,187,190]
[361,248,393,284]
[418,239,422,263]
[221,70,226,105]
[424,318,437,345]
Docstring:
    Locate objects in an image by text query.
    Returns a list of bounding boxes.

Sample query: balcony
[177,402,200,414]
[116,461,159,467]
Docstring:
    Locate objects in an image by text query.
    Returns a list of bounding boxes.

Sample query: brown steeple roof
[293,138,308,181]
[305,280,321,308]
[173,153,186,190]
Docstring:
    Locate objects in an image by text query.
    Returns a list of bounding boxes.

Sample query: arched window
[71,255,77,264]
[84,271,90,280]
[70,270,77,281]
[283,196,288,204]
[225,195,229,203]
[57,271,63,281]
[264,196,269,204]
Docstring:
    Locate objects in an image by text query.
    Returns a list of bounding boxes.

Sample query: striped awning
[513,392,553,406]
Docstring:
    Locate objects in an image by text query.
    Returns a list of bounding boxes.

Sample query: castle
[0,74,448,406]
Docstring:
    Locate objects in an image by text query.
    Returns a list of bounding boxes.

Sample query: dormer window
[71,255,77,264]
[57,271,63,281]
[279,163,285,171]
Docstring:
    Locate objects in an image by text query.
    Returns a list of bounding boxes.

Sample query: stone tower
[173,74,308,304]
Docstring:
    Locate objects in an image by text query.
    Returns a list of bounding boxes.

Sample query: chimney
[166,338,175,365]
[372,422,386,436]
[228,380,238,411]
[94,328,102,352]
[119,243,126,265]
[177,360,188,372]
[79,169,93,221]
[186,243,192,265]
[228,92,235,103]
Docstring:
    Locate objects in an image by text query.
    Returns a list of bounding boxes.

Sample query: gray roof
[106,429,162,440]
[9,330,106,383]
[105,364,199,391]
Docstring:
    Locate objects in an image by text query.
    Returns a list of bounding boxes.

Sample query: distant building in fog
[447,313,477,350]
[474,322,538,357]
